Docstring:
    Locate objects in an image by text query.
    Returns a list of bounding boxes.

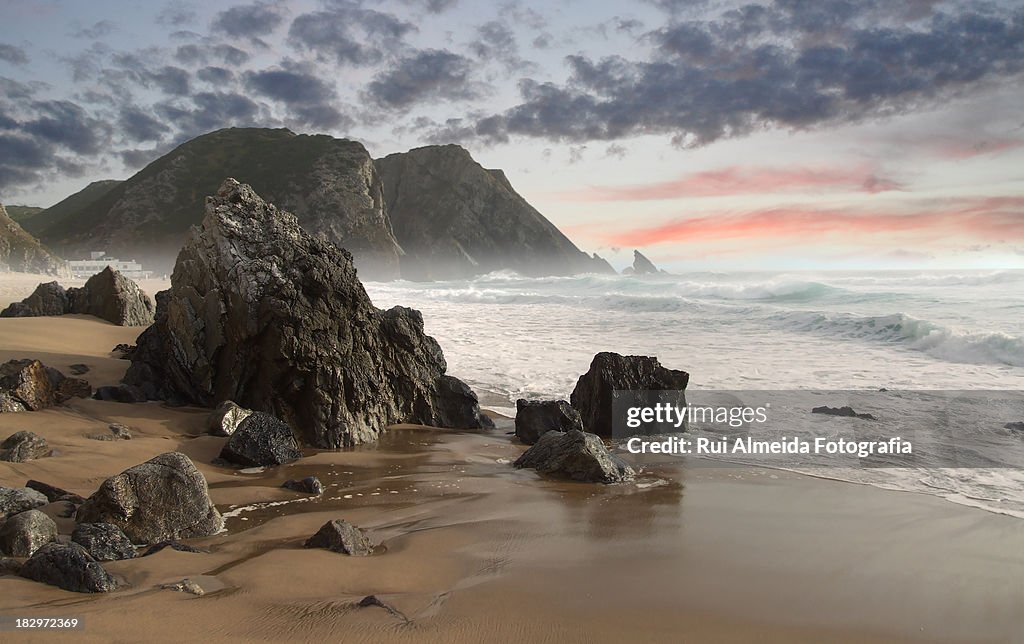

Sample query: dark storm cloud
[433,2,1024,146]
[22,100,105,154]
[364,49,484,110]
[154,91,265,139]
[197,66,235,84]
[119,107,171,142]
[149,65,191,96]
[287,2,416,66]
[469,21,534,72]
[0,44,28,66]
[244,64,348,129]
[174,42,251,67]
[211,2,286,39]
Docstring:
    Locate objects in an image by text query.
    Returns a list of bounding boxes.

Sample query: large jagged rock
[124,179,488,447]
[71,523,137,561]
[0,204,67,275]
[624,250,663,275]
[0,509,58,556]
[0,281,68,317]
[513,429,635,483]
[0,431,51,462]
[570,352,690,438]
[0,359,91,413]
[218,412,303,467]
[67,267,155,326]
[0,487,48,517]
[19,542,118,593]
[375,145,616,280]
[36,129,401,278]
[75,452,223,545]
[514,399,584,445]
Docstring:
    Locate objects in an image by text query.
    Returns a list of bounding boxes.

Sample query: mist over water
[364,269,1024,518]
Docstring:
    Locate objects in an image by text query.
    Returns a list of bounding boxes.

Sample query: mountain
[36,128,401,279]
[21,180,122,241]
[4,205,45,225]
[0,204,67,275]
[375,144,615,280]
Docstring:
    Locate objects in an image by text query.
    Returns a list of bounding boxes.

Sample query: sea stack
[124,179,489,447]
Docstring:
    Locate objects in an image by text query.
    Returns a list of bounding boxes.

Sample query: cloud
[0,44,29,66]
[433,3,1024,146]
[74,20,117,39]
[211,2,286,39]
[560,164,904,200]
[287,3,416,66]
[364,49,485,110]
[244,63,348,129]
[469,20,535,73]
[196,66,235,84]
[119,107,171,142]
[157,4,197,27]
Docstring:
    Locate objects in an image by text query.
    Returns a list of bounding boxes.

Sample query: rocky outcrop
[375,145,616,280]
[0,204,67,275]
[19,542,119,593]
[623,250,663,276]
[0,359,92,413]
[76,452,223,544]
[1,268,154,325]
[0,282,68,317]
[0,487,48,517]
[812,406,876,421]
[124,179,488,447]
[282,477,324,495]
[513,429,635,483]
[305,519,374,555]
[207,401,252,437]
[570,352,690,438]
[218,412,303,467]
[0,431,51,462]
[71,523,137,561]
[0,509,58,556]
[37,128,402,279]
[514,399,583,445]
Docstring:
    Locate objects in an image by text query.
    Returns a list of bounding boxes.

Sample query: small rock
[218,412,302,467]
[514,399,583,445]
[513,429,635,483]
[162,578,204,596]
[0,509,58,557]
[26,480,86,504]
[1005,422,1024,431]
[0,486,48,517]
[812,406,876,421]
[304,520,374,556]
[57,377,92,400]
[142,540,209,557]
[93,384,148,403]
[207,401,252,437]
[108,423,133,440]
[0,431,51,462]
[0,556,22,575]
[69,363,90,375]
[112,343,136,359]
[72,523,136,561]
[19,542,118,593]
[282,476,324,495]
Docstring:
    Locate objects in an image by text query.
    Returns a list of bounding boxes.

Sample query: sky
[1,0,1023,271]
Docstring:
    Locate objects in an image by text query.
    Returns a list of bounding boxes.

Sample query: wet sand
[1,276,1022,642]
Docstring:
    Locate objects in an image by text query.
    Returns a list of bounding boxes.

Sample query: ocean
[364,269,1024,517]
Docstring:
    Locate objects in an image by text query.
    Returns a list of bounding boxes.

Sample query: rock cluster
[0,359,92,413]
[514,399,583,445]
[124,179,488,447]
[76,452,223,544]
[513,430,635,483]
[1,267,154,325]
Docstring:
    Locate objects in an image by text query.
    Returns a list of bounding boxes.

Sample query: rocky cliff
[0,204,67,276]
[622,250,664,275]
[36,129,402,280]
[375,145,614,280]
[124,179,489,448]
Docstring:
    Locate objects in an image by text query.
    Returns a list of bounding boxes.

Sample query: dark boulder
[0,486,48,517]
[812,406,876,421]
[93,384,147,403]
[0,359,91,413]
[76,452,223,544]
[71,523,137,561]
[69,363,90,375]
[0,430,51,462]
[0,281,69,318]
[513,429,635,483]
[569,352,690,438]
[304,519,373,556]
[218,412,303,467]
[67,267,155,326]
[123,179,488,447]
[1005,422,1024,431]
[19,542,118,593]
[0,509,58,556]
[207,400,252,437]
[26,480,85,504]
[426,374,495,429]
[514,399,583,445]
[282,476,324,495]
[112,343,135,359]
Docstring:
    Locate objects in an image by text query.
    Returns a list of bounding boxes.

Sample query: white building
[69,251,153,279]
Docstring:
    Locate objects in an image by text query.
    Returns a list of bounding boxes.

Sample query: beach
[1,275,1022,642]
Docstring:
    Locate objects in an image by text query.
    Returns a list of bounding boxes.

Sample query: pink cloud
[558,164,904,201]
[933,138,1024,160]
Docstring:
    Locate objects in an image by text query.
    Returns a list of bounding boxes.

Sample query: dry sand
[1,275,1022,643]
